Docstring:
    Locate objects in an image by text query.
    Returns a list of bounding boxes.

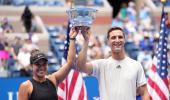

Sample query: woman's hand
[69,27,78,39]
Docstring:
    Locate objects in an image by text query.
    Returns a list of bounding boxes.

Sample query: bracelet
[69,37,76,40]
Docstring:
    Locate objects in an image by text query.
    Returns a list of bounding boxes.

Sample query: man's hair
[107,27,125,39]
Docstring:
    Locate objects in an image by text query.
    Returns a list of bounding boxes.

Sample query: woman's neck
[33,76,46,83]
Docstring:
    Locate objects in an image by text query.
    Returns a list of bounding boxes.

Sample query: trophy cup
[66,7,97,34]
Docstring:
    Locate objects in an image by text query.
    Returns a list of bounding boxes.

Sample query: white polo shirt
[91,56,146,100]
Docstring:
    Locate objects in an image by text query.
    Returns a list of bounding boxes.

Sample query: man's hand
[81,26,91,41]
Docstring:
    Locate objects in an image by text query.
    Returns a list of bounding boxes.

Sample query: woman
[18,27,77,100]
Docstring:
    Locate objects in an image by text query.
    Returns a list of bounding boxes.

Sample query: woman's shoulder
[21,80,31,86]
[18,80,33,100]
[19,80,32,90]
[19,80,33,95]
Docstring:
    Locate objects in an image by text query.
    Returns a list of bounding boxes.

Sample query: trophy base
[71,21,92,27]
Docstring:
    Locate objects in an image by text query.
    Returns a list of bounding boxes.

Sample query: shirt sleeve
[90,59,102,78]
[137,62,147,87]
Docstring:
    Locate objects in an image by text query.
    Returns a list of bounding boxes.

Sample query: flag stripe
[78,84,85,100]
[59,82,66,90]
[149,63,169,95]
[58,80,66,100]
[68,70,74,90]
[147,83,161,100]
[58,96,64,100]
[68,71,79,100]
[148,63,169,99]
[163,78,169,89]
[148,78,167,100]
[151,64,157,72]
[71,72,85,100]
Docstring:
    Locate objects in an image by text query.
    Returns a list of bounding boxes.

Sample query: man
[76,27,150,100]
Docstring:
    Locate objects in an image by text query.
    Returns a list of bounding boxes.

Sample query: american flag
[147,10,170,100]
[57,24,88,100]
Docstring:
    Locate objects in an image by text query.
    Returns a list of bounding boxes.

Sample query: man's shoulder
[126,56,136,61]
[91,58,109,65]
[94,57,109,61]
[126,56,141,64]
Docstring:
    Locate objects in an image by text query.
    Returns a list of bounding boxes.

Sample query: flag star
[161,25,164,28]
[158,54,161,57]
[162,60,166,64]
[161,72,165,76]
[159,48,161,51]
[162,66,166,70]
[158,59,160,62]
[164,43,167,46]
[159,42,162,45]
[163,49,166,52]
[160,36,163,39]
[156,51,159,54]
[162,18,165,21]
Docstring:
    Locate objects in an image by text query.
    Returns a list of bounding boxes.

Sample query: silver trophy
[66,7,97,33]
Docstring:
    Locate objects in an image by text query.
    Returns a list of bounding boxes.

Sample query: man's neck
[111,50,126,60]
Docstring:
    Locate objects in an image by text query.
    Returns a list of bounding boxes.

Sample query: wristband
[69,37,76,40]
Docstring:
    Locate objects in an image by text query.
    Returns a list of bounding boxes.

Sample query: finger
[72,27,76,31]
[71,27,77,34]
[85,26,90,31]
[75,26,81,31]
[70,27,75,32]
[70,28,78,38]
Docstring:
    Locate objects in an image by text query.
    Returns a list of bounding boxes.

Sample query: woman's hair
[107,27,125,39]
[30,49,40,57]
[30,49,48,64]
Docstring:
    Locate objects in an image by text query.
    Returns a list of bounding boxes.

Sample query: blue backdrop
[0,76,99,100]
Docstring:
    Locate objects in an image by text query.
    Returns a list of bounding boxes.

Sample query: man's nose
[115,37,120,41]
